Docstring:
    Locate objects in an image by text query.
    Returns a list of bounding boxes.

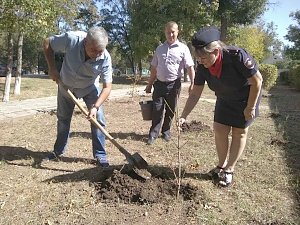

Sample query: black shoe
[42,152,60,162]
[96,157,110,168]
[147,137,156,145]
[162,134,171,142]
[207,166,224,180]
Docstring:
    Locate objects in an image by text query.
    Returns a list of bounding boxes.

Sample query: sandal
[218,171,233,187]
[207,166,224,179]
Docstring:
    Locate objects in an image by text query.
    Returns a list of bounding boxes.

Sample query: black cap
[192,26,221,49]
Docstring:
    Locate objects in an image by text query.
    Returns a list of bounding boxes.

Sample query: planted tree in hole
[164,96,188,199]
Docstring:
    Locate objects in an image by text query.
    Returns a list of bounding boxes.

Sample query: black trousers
[149,78,181,138]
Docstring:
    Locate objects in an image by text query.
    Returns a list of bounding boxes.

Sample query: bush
[289,65,300,90]
[259,64,278,91]
[279,70,290,84]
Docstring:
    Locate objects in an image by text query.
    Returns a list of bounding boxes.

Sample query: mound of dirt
[95,169,202,205]
[181,120,211,133]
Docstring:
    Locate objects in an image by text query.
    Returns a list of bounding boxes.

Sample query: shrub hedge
[279,70,290,84]
[289,65,300,90]
[259,64,278,91]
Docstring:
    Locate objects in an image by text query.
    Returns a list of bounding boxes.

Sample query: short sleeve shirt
[194,47,258,101]
[49,31,113,98]
[151,40,194,82]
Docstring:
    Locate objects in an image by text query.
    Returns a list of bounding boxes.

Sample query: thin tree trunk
[14,33,23,96]
[220,15,228,43]
[2,33,14,102]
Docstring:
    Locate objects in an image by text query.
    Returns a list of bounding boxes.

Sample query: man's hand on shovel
[87,106,98,121]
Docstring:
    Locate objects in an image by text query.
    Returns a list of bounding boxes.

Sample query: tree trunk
[220,15,228,43]
[2,33,14,102]
[14,33,23,96]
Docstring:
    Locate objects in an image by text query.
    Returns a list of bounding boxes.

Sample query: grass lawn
[0,77,299,224]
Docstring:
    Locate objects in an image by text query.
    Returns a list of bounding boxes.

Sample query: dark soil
[95,167,202,205]
[180,120,212,133]
[91,120,210,207]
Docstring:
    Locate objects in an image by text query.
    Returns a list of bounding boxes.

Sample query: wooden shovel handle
[66,89,113,139]
[63,85,133,158]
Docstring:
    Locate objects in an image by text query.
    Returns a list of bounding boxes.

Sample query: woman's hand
[177,117,186,131]
[244,106,255,121]
[178,117,186,126]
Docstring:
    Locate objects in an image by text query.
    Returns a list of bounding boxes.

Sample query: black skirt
[214,93,261,128]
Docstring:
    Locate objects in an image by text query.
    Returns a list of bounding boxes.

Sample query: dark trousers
[149,79,181,138]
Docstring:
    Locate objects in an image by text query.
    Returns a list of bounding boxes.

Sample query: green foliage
[262,21,283,59]
[74,1,101,30]
[214,0,268,41]
[275,60,290,70]
[285,10,300,60]
[259,64,278,90]
[217,0,267,25]
[98,0,135,69]
[289,64,300,90]
[279,70,290,84]
[98,0,213,72]
[0,0,58,36]
[227,26,266,63]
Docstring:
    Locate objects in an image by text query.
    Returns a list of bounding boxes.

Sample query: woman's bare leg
[225,126,249,172]
[213,122,231,168]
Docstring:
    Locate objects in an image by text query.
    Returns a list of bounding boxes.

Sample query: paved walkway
[0,83,219,121]
[0,86,146,121]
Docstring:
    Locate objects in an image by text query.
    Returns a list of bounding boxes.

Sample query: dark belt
[157,78,180,85]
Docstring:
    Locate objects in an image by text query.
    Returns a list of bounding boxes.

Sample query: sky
[262,0,299,46]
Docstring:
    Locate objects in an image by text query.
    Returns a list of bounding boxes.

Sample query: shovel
[59,82,150,178]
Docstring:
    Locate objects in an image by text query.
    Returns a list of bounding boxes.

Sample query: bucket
[139,100,153,121]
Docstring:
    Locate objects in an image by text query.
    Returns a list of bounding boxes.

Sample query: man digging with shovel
[42,27,113,168]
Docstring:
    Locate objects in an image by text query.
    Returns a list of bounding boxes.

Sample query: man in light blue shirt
[43,27,112,167]
[145,21,195,145]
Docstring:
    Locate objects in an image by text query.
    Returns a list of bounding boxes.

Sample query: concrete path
[0,86,146,121]
[0,83,219,121]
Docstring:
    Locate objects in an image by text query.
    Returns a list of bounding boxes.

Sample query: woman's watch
[92,104,99,111]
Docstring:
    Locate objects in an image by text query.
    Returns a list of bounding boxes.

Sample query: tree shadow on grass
[44,164,213,184]
[109,132,148,141]
[0,146,95,171]
[268,82,300,215]
[69,131,148,142]
[69,131,91,139]
[0,146,212,185]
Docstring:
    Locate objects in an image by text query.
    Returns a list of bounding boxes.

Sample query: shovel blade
[131,152,148,169]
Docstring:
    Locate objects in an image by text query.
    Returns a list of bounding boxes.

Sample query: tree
[261,21,283,60]
[227,26,266,63]
[97,0,213,75]
[200,0,268,42]
[98,0,140,74]
[74,1,101,30]
[285,10,300,60]
[129,0,211,59]
[129,0,213,77]
[0,0,58,101]
[2,34,14,102]
[0,0,87,101]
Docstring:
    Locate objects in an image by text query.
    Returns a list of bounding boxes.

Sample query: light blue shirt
[49,31,113,98]
[151,40,194,82]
